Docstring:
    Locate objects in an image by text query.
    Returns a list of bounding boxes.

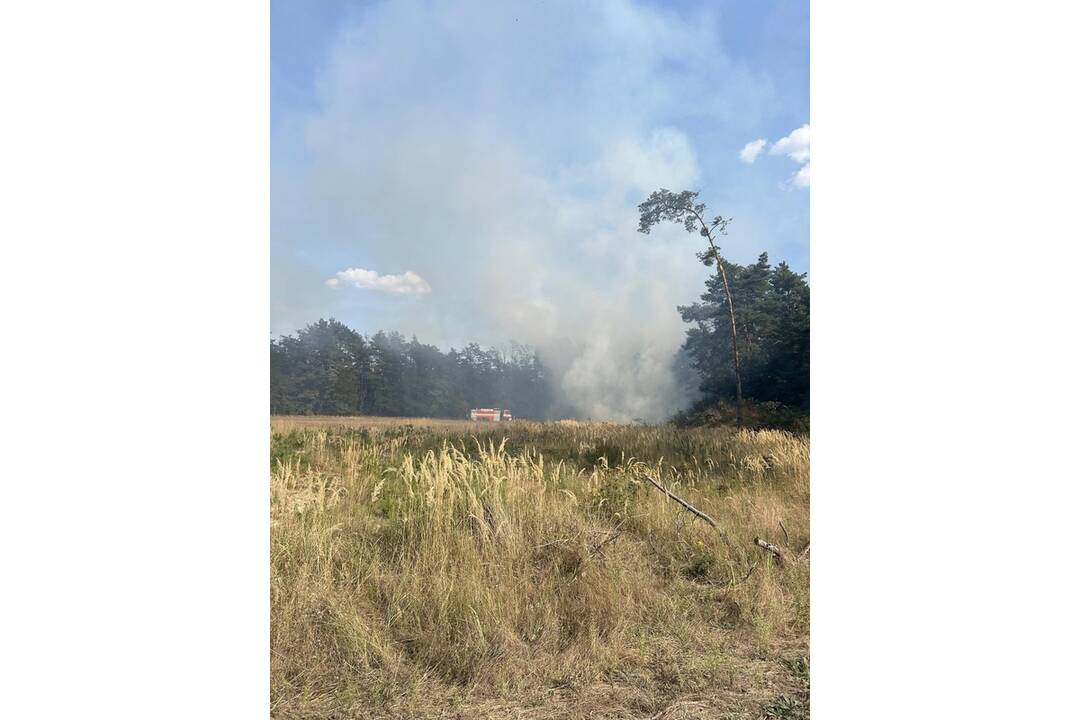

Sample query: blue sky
[271,0,808,419]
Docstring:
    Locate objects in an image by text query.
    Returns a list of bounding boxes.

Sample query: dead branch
[590,530,622,556]
[778,519,789,544]
[754,536,786,565]
[741,562,758,582]
[642,472,720,531]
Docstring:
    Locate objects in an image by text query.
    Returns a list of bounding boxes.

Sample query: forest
[677,252,810,423]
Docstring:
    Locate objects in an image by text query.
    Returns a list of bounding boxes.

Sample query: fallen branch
[590,530,622,556]
[754,536,786,565]
[642,472,720,531]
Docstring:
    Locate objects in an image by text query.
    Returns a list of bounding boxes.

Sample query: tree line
[270,319,554,418]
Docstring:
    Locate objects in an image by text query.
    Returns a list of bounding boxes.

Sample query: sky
[271,0,809,421]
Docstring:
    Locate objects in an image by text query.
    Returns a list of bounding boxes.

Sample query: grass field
[270,417,810,719]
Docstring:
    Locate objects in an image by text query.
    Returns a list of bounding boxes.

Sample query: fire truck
[468,408,513,422]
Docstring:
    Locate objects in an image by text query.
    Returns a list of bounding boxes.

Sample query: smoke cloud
[272,0,788,421]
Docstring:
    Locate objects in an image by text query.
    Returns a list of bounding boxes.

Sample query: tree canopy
[678,253,809,410]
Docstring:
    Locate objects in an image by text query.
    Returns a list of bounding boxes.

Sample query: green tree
[678,253,809,411]
[269,319,369,414]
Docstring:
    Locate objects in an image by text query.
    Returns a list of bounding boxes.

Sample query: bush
[673,399,809,432]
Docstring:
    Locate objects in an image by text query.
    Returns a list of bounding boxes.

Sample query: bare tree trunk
[709,241,744,427]
[687,208,745,428]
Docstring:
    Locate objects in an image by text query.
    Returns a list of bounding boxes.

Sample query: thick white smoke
[273,0,766,420]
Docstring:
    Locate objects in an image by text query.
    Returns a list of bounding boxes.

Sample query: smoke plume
[272,0,777,421]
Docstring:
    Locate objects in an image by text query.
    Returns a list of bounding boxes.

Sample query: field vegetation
[271,417,809,719]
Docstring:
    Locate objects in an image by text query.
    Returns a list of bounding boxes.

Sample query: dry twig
[741,562,758,583]
[590,530,622,556]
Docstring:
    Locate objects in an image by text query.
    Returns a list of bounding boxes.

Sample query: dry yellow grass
[271,415,480,432]
[270,417,809,719]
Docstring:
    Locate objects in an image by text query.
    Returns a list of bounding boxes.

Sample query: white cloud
[739,138,766,163]
[764,124,810,187]
[770,124,810,163]
[326,268,432,295]
[793,162,810,188]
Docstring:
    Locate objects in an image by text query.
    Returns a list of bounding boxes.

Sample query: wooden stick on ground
[642,472,720,531]
[753,537,786,565]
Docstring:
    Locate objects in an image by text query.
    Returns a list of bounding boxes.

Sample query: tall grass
[270,419,809,718]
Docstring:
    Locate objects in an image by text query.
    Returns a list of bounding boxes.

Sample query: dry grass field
[270,417,809,719]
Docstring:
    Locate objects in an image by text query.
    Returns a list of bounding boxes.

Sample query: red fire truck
[468,408,513,422]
